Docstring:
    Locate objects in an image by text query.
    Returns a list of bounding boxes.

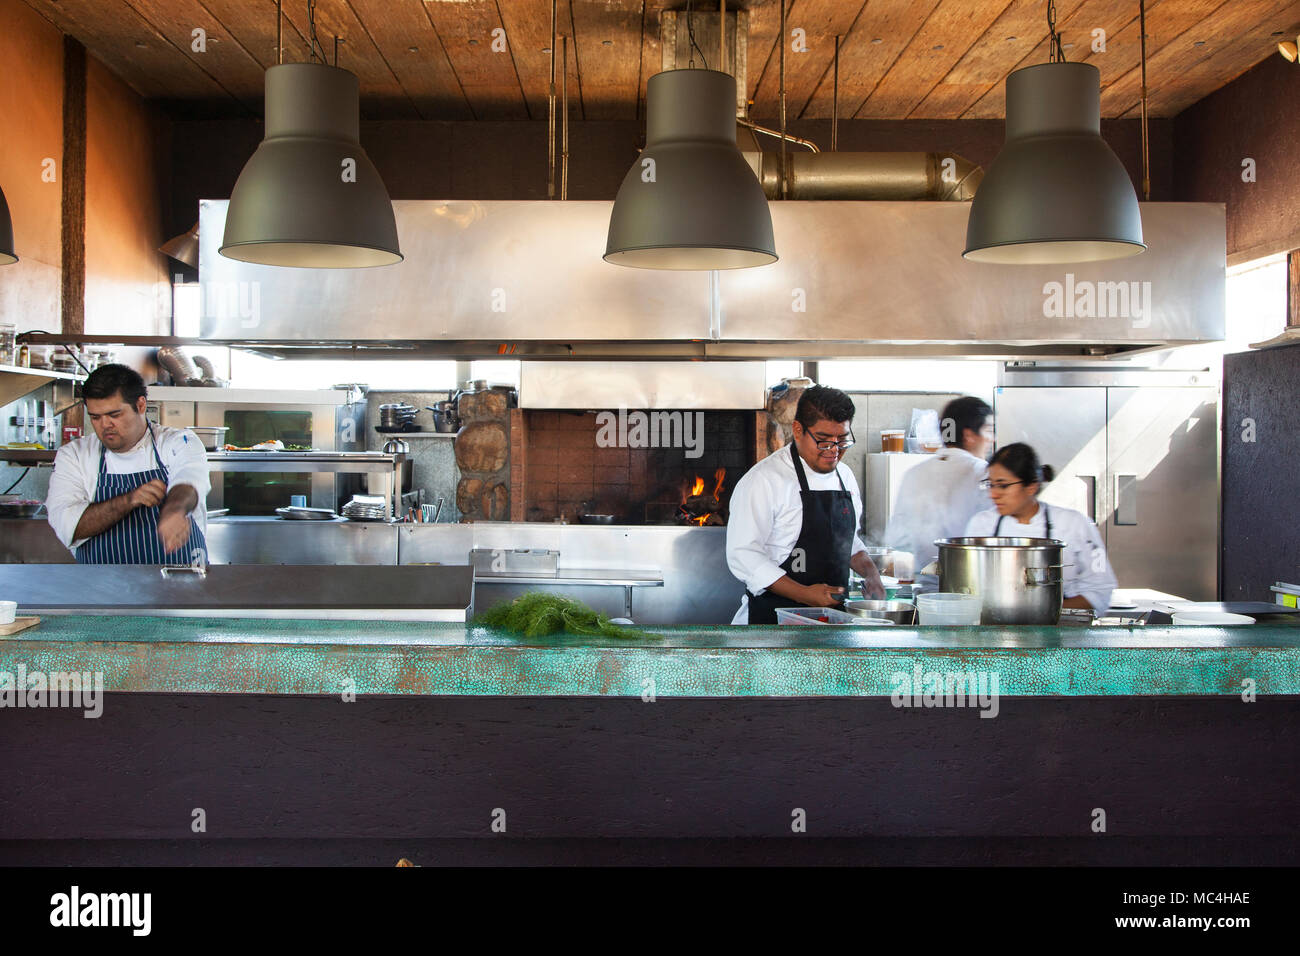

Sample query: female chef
[964,442,1118,612]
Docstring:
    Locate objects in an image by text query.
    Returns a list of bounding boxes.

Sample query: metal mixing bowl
[843,599,917,624]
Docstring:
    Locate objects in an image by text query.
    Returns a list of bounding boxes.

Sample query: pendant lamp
[221,62,400,267]
[0,185,16,265]
[964,3,1144,265]
[605,69,776,270]
[963,61,1144,264]
[160,221,200,268]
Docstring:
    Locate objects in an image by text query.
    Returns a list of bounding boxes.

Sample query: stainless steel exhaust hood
[197,199,1225,360]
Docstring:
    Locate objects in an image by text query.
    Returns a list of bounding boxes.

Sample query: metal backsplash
[198,200,1225,357]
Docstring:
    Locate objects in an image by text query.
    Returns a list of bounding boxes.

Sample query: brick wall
[516,410,757,523]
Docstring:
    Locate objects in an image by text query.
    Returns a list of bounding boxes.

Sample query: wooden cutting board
[0,616,39,636]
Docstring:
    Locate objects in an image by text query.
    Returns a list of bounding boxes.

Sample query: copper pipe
[736,118,819,152]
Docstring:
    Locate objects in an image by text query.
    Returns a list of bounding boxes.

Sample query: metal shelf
[375,430,457,439]
[0,364,84,407]
[0,449,56,465]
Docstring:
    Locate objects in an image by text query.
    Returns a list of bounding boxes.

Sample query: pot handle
[1024,564,1071,587]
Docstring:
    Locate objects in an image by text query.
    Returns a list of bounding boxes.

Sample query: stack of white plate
[342,495,389,522]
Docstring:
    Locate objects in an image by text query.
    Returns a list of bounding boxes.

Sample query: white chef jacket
[726,445,869,624]
[46,424,211,554]
[964,503,1118,612]
[885,447,991,575]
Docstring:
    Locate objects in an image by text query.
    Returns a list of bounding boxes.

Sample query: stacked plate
[342,495,389,522]
[378,402,418,431]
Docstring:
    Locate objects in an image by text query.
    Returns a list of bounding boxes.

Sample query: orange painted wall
[0,0,63,333]
[0,0,170,337]
[84,58,170,335]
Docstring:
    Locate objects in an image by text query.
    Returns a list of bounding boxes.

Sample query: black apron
[994,504,1052,539]
[745,443,857,625]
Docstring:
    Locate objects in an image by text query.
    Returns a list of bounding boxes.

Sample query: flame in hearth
[691,476,705,496]
[712,467,726,497]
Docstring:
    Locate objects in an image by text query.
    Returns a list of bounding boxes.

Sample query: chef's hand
[802,583,846,607]
[857,565,887,600]
[157,509,192,554]
[128,479,168,510]
[850,553,887,599]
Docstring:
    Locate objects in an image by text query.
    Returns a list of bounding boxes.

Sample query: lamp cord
[685,0,708,69]
[306,0,326,64]
[1046,0,1065,62]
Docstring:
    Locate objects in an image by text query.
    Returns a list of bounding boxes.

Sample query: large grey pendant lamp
[605,68,776,270]
[963,3,1144,264]
[0,185,16,265]
[220,2,400,268]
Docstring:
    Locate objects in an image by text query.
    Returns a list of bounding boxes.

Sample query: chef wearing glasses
[726,385,885,624]
[965,442,1117,612]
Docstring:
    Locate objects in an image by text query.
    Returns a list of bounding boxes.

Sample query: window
[1225,253,1288,352]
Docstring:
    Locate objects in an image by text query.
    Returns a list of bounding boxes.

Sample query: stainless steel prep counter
[0,563,474,621]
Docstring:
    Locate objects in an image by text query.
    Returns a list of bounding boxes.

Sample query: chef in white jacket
[965,442,1117,612]
[46,364,210,563]
[885,396,994,585]
[726,386,885,624]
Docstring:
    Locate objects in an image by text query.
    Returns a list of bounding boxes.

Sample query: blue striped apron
[76,423,208,565]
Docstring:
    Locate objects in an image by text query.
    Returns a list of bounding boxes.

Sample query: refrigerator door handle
[1079,475,1098,523]
[1115,473,1138,526]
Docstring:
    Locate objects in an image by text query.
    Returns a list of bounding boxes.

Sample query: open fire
[679,468,727,526]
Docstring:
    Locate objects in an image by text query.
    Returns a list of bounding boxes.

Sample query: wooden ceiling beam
[348,0,473,120]
[24,0,244,108]
[908,0,1087,119]
[276,0,421,118]
[794,0,937,122]
[1130,3,1300,117]
[1102,0,1298,117]
[570,0,645,120]
[960,0,1139,118]
[197,0,313,71]
[854,0,1016,119]
[498,0,575,122]
[419,0,531,120]
[748,0,865,119]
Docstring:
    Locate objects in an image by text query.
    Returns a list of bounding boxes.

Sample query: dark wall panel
[1174,55,1300,262]
[1222,343,1300,600]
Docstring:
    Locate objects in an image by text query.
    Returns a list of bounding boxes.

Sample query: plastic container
[916,592,982,625]
[0,601,16,625]
[775,607,895,626]
[881,429,905,452]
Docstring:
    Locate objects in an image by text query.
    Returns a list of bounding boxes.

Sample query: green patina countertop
[2,615,1299,697]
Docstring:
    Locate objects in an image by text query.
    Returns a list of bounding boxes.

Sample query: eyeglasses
[979,479,1025,491]
[806,428,855,452]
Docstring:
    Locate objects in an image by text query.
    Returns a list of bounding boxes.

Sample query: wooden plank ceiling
[21,0,1300,121]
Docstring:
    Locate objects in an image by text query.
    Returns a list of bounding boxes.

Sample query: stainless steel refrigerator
[994,369,1219,600]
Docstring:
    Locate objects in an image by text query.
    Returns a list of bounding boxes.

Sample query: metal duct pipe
[744,150,983,201]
